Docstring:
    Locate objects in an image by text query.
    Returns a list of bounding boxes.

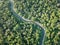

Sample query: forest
[0,0,60,45]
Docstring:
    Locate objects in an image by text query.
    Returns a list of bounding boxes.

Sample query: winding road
[9,0,46,45]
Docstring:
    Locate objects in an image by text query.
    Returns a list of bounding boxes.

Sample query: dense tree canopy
[0,0,60,45]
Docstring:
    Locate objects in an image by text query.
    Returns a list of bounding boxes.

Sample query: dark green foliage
[0,0,60,45]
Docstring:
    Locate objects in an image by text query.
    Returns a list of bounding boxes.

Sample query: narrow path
[9,0,45,45]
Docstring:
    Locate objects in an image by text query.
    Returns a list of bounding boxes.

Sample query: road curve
[9,0,46,45]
